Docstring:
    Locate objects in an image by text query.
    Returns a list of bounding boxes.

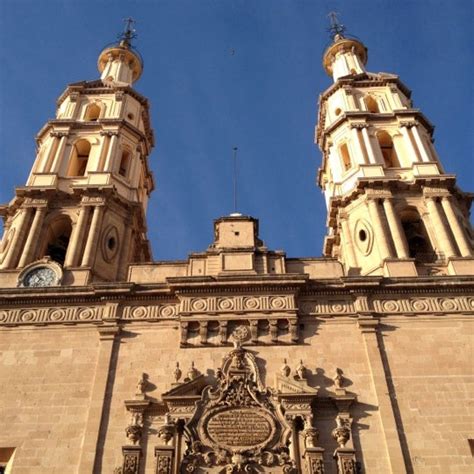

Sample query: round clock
[18,259,63,288]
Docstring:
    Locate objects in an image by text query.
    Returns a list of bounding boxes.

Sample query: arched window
[41,217,72,265]
[67,139,91,177]
[377,131,401,167]
[84,103,101,121]
[339,143,352,172]
[401,209,435,263]
[365,96,379,113]
[119,149,131,177]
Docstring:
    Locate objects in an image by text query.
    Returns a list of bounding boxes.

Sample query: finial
[232,146,238,214]
[118,17,137,47]
[327,11,346,40]
[281,358,291,377]
[173,362,182,383]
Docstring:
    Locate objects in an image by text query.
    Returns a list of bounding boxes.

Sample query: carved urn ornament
[332,416,351,448]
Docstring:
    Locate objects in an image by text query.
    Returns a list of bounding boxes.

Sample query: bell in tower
[315,15,473,277]
[0,20,155,286]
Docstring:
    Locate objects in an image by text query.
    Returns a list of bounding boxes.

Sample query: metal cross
[327,11,346,39]
[119,17,137,45]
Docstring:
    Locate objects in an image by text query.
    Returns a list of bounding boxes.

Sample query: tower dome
[97,19,143,86]
[322,14,368,81]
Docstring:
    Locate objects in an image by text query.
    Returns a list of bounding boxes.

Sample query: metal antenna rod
[232,146,238,213]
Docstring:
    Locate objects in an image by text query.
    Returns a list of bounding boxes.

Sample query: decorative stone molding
[0,305,103,325]
[180,294,296,314]
[122,303,179,320]
[373,295,473,314]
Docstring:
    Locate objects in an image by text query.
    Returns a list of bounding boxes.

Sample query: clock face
[22,266,58,287]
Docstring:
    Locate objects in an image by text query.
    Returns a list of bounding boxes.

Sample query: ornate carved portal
[179,342,295,472]
[120,344,358,473]
[160,342,330,473]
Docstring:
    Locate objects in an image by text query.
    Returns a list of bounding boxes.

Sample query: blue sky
[0,0,472,261]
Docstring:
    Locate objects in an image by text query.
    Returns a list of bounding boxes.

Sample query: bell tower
[0,21,155,284]
[315,17,473,277]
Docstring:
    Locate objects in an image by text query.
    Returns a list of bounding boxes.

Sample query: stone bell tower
[0,22,155,284]
[315,19,473,277]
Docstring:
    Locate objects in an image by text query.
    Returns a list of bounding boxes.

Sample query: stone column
[65,206,91,267]
[341,217,358,269]
[425,197,457,258]
[98,132,110,171]
[361,127,377,164]
[77,324,121,473]
[400,125,420,163]
[367,199,393,260]
[440,197,472,257]
[50,133,68,173]
[382,199,409,258]
[1,208,32,269]
[81,204,105,267]
[350,126,368,165]
[411,126,431,163]
[18,206,47,267]
[104,132,119,172]
[38,135,59,172]
[358,316,407,473]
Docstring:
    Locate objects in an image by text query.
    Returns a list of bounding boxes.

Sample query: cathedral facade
[0,24,473,474]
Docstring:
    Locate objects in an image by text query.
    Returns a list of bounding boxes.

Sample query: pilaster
[358,316,406,473]
[78,324,121,473]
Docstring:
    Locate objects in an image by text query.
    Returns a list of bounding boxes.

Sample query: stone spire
[315,23,473,277]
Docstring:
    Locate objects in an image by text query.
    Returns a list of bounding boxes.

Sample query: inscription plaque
[205,407,273,450]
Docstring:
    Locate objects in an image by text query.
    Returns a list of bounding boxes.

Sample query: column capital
[349,122,368,129]
[422,186,449,198]
[399,120,418,128]
[81,196,106,206]
[50,131,68,138]
[365,189,392,200]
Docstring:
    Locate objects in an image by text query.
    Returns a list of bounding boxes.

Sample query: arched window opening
[42,217,72,266]
[67,139,91,177]
[119,149,131,177]
[401,209,435,263]
[365,96,380,113]
[377,131,401,167]
[339,143,352,172]
[84,103,101,121]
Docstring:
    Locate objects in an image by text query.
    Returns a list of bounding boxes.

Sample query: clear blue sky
[0,0,472,261]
